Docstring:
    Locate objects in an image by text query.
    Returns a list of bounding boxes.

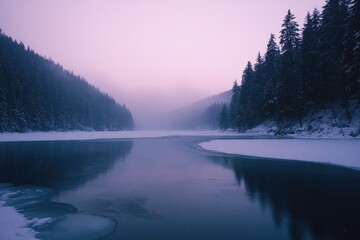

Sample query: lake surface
[1,136,360,240]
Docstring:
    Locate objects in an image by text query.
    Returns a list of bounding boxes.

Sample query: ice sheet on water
[199,139,360,170]
[0,205,38,239]
[28,217,53,228]
[0,185,39,240]
[0,184,117,240]
[0,185,54,209]
[37,214,117,240]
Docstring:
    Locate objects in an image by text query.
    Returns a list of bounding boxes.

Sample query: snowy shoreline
[242,101,360,139]
[199,139,360,170]
[0,130,242,142]
[0,128,359,143]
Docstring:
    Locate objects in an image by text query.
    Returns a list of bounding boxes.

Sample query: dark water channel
[0,137,359,240]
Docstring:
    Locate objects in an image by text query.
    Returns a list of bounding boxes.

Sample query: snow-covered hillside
[245,100,360,138]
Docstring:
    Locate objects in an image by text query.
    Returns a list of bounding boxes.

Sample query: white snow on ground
[246,100,360,138]
[0,130,241,142]
[0,185,117,240]
[199,139,360,169]
[0,202,38,240]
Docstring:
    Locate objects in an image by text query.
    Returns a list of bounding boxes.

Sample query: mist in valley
[0,0,325,131]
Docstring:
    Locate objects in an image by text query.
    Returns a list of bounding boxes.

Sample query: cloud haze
[0,0,326,128]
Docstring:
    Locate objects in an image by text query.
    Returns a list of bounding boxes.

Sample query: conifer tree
[343,0,360,99]
[251,53,266,125]
[237,62,254,129]
[263,34,280,119]
[219,104,229,130]
[280,10,301,55]
[229,81,240,128]
[320,0,350,105]
[278,10,302,124]
[301,9,322,106]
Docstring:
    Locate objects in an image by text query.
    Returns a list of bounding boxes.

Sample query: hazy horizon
[0,0,326,128]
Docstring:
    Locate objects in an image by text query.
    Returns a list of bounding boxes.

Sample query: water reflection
[211,156,360,240]
[0,140,133,191]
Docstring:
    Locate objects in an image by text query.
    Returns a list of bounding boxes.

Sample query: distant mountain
[171,90,232,129]
[0,30,134,132]
[188,90,232,110]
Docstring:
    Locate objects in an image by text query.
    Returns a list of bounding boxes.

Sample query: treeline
[0,30,134,132]
[221,0,359,131]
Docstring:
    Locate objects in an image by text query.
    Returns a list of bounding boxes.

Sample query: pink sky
[0,0,326,127]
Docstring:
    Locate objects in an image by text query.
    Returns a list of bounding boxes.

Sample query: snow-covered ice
[37,214,116,240]
[0,184,117,240]
[0,186,40,240]
[0,130,241,142]
[199,139,360,170]
[0,204,38,240]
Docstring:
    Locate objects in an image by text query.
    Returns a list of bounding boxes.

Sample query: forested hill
[223,0,360,134]
[0,30,134,132]
[171,90,232,129]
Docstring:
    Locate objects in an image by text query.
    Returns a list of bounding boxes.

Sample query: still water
[0,137,359,240]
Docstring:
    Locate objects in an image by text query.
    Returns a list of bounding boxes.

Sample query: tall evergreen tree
[278,10,303,124]
[343,0,360,100]
[237,62,254,130]
[251,53,266,124]
[301,9,322,106]
[280,10,301,55]
[263,34,280,119]
[229,81,240,128]
[320,0,350,108]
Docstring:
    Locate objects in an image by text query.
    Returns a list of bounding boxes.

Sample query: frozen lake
[0,135,360,239]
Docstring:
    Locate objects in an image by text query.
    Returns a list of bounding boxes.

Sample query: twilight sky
[0,0,326,127]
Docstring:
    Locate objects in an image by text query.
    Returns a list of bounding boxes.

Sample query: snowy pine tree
[343,0,360,100]
[229,81,240,128]
[301,9,322,106]
[320,0,350,104]
[278,10,303,124]
[237,62,255,130]
[263,34,280,119]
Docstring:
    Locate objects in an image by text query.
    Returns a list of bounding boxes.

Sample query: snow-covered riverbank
[199,139,360,170]
[0,130,242,142]
[244,101,360,138]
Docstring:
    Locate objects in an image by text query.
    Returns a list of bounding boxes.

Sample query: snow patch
[0,185,117,240]
[245,100,360,138]
[199,139,360,169]
[28,217,53,228]
[0,204,38,240]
